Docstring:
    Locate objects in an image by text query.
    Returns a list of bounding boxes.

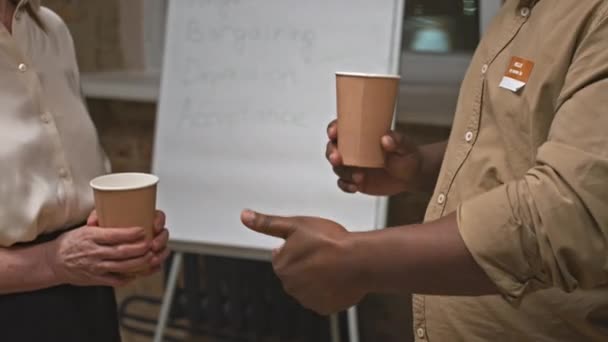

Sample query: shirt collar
[18,0,40,11]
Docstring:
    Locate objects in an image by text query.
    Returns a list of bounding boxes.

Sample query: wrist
[343,232,380,294]
[42,240,66,286]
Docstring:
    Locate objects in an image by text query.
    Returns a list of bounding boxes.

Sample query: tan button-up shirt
[0,0,108,246]
[415,0,608,340]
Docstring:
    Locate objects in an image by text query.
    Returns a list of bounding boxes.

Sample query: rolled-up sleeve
[457,16,608,303]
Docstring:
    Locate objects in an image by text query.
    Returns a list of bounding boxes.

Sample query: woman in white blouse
[0,1,170,341]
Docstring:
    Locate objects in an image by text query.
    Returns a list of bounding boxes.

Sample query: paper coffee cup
[90,173,159,273]
[336,72,400,168]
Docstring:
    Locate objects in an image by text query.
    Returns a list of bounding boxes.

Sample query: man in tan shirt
[241,0,608,340]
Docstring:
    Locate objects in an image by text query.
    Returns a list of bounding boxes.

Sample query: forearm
[0,242,61,294]
[415,140,447,193]
[350,212,497,296]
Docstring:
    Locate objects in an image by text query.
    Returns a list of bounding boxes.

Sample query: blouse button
[41,112,51,123]
[59,168,69,178]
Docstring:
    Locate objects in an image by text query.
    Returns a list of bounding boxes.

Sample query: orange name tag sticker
[499,56,535,92]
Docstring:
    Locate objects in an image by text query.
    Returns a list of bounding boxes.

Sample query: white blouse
[0,0,109,246]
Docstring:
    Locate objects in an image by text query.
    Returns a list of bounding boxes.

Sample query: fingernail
[348,184,358,192]
[352,172,364,184]
[242,210,255,225]
[382,135,392,146]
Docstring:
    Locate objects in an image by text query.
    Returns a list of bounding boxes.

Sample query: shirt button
[41,112,51,123]
[437,193,446,205]
[59,168,69,178]
[481,64,489,74]
[465,131,474,142]
[14,11,21,20]
[417,327,425,338]
[18,63,27,72]
[520,7,531,17]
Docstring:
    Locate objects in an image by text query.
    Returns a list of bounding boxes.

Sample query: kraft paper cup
[336,72,400,168]
[90,173,159,274]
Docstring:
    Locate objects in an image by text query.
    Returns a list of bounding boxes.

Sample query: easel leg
[153,252,184,342]
[347,306,360,342]
[329,313,341,342]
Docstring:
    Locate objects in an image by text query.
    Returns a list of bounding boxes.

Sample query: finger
[154,210,166,234]
[272,239,310,274]
[97,252,154,274]
[151,228,169,253]
[272,245,284,259]
[295,290,332,316]
[87,211,99,226]
[150,247,171,268]
[99,239,152,260]
[325,142,342,167]
[333,166,365,185]
[241,210,297,239]
[337,179,358,193]
[92,226,147,245]
[326,119,338,141]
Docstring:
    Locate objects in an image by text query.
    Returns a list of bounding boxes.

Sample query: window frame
[396,0,503,125]
[142,0,168,72]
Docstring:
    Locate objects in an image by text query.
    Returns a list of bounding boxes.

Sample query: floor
[116,273,204,342]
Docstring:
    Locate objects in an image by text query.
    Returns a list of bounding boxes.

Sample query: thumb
[87,210,99,226]
[382,132,421,174]
[381,131,416,156]
[241,210,297,239]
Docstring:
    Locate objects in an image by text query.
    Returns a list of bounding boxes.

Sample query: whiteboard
[153,0,404,259]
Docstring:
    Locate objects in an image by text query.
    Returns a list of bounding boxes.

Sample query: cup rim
[336,71,401,79]
[90,172,159,191]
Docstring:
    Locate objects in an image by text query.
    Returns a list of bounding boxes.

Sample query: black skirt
[0,226,122,342]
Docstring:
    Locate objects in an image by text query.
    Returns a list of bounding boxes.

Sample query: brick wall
[44,0,124,72]
[87,100,156,173]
